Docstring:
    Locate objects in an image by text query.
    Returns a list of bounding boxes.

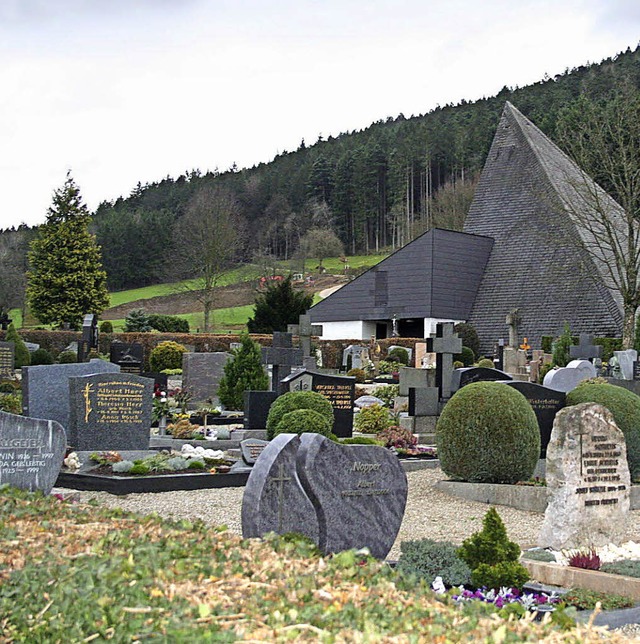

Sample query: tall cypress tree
[27,173,109,329]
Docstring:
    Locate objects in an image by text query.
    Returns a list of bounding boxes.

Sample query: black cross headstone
[493,338,505,371]
[0,312,12,331]
[288,314,323,369]
[428,322,462,401]
[569,333,602,361]
[77,314,98,363]
[261,331,303,395]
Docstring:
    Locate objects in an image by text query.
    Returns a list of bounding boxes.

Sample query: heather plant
[566,549,601,570]
[376,426,417,450]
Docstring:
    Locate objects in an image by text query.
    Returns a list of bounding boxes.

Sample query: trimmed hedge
[266,391,334,440]
[436,381,540,484]
[566,382,640,478]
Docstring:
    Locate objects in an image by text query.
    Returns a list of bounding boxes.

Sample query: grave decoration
[22,359,120,430]
[242,433,408,559]
[77,313,98,363]
[451,366,512,393]
[543,359,597,393]
[503,381,565,458]
[261,332,303,395]
[0,410,66,494]
[539,402,630,550]
[110,341,144,375]
[281,369,355,438]
[0,341,15,378]
[182,352,231,402]
[68,372,153,451]
[288,314,323,370]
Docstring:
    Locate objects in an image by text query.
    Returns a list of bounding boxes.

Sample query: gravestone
[262,332,303,395]
[288,314,323,370]
[0,341,15,378]
[503,381,565,458]
[142,372,168,392]
[414,342,427,368]
[110,341,144,375]
[243,390,279,429]
[430,322,462,400]
[569,334,602,362]
[282,369,355,438]
[342,345,369,370]
[77,314,98,363]
[22,359,120,430]
[493,339,505,371]
[182,352,231,402]
[408,387,439,416]
[506,308,521,348]
[543,360,596,393]
[399,367,432,396]
[451,366,512,393]
[539,403,630,550]
[0,312,11,331]
[68,372,153,451]
[0,410,66,494]
[242,434,320,542]
[614,349,638,380]
[241,438,270,465]
[634,361,640,381]
[242,433,407,559]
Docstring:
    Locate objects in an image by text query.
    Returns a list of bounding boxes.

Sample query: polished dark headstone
[78,313,98,363]
[0,410,66,494]
[110,341,144,375]
[262,332,303,394]
[451,366,513,392]
[244,390,278,429]
[0,341,15,378]
[182,352,231,402]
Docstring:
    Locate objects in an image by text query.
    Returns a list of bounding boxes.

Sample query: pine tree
[247,276,314,334]
[27,173,109,329]
[218,334,268,410]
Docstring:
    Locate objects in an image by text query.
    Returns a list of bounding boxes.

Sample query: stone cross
[429,322,462,401]
[569,333,602,362]
[288,314,323,366]
[505,308,521,348]
[269,463,292,533]
[261,331,303,394]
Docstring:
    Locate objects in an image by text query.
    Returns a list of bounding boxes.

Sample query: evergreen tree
[5,323,30,368]
[247,276,314,334]
[217,334,268,410]
[27,173,109,329]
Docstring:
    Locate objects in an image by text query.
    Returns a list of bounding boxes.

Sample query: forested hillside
[3,45,640,296]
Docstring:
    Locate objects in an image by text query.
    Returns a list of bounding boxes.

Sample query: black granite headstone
[0,341,15,378]
[244,391,279,429]
[0,410,66,494]
[633,362,640,381]
[451,366,513,393]
[142,372,168,391]
[110,341,144,375]
[503,381,565,458]
[78,314,98,363]
[281,369,355,438]
[68,372,153,451]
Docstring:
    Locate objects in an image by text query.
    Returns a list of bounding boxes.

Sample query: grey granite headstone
[242,433,407,559]
[0,341,15,378]
[543,360,596,393]
[539,403,630,550]
[0,410,66,494]
[182,352,231,402]
[78,313,98,362]
[68,372,153,451]
[408,387,439,416]
[342,345,370,370]
[22,359,120,429]
[399,368,431,396]
[614,350,638,381]
[431,322,462,400]
[451,366,512,393]
[242,434,320,542]
[241,438,269,465]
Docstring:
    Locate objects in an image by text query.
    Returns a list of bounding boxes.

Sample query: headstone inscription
[242,433,408,559]
[22,360,120,430]
[77,314,98,363]
[634,361,640,381]
[240,438,270,465]
[0,411,67,494]
[0,341,15,378]
[262,332,303,395]
[110,341,144,375]
[68,372,153,451]
[569,334,602,362]
[503,381,565,458]
[282,369,355,438]
[451,366,512,393]
[429,322,462,401]
[182,352,231,402]
[539,403,630,550]
[614,350,638,381]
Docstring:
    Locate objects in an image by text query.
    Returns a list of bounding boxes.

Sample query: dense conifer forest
[3,45,640,293]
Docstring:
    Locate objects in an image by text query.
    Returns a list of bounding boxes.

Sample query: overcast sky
[1,0,639,230]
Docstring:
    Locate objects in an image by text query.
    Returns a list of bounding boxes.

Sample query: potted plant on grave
[152,384,172,433]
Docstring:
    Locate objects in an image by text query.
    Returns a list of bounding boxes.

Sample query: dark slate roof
[309,228,493,323]
[464,102,624,354]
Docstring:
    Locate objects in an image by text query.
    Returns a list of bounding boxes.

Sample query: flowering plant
[445,582,560,611]
[152,384,172,422]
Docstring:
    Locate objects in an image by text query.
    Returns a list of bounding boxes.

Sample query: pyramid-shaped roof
[310,228,493,323]
[464,102,624,353]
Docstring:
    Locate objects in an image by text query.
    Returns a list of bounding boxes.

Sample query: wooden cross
[569,334,602,361]
[269,464,292,533]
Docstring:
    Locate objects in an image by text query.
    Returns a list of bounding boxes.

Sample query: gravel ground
[59,467,640,560]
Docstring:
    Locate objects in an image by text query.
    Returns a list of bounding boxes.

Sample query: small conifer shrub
[354,403,392,435]
[149,341,186,372]
[218,334,268,410]
[266,391,334,440]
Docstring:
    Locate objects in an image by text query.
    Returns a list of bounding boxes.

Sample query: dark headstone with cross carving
[288,314,322,369]
[77,314,98,363]
[569,333,602,362]
[261,332,303,394]
[428,322,462,401]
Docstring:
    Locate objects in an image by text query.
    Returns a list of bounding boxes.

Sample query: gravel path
[60,467,640,559]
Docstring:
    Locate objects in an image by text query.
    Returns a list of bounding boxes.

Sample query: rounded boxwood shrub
[99,320,113,334]
[397,539,471,587]
[149,341,187,372]
[274,408,333,438]
[388,347,409,366]
[347,368,366,383]
[566,382,640,478]
[57,350,77,364]
[436,381,540,483]
[477,358,494,369]
[454,346,475,367]
[30,348,54,366]
[266,391,334,440]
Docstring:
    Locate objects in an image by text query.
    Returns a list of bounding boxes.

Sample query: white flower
[431,576,446,595]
